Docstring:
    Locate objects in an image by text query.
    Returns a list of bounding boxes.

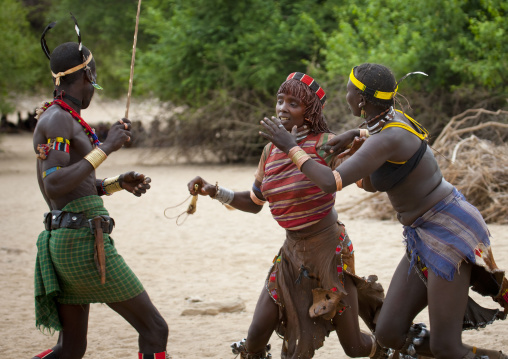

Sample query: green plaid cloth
[34,195,144,332]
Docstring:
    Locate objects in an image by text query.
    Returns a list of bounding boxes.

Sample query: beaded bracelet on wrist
[102,175,123,195]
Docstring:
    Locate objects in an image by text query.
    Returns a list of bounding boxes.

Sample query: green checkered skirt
[34,195,144,332]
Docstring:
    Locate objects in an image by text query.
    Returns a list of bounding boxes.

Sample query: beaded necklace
[359,106,395,135]
[36,99,101,147]
[294,123,314,142]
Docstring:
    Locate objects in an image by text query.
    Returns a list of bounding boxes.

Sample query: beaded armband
[42,166,61,178]
[51,137,70,152]
[36,137,71,160]
[84,147,107,169]
[101,175,123,195]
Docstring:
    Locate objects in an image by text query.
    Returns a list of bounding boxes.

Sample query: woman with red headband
[187,73,386,359]
[263,63,508,359]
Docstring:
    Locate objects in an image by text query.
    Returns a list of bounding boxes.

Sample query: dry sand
[1,132,507,358]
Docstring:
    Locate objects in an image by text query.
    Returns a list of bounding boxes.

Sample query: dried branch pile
[338,109,508,224]
[136,91,269,165]
[434,109,508,224]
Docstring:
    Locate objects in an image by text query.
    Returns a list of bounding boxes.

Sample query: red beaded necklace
[37,99,101,146]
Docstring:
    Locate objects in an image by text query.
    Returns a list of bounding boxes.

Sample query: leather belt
[43,210,115,235]
[43,210,115,284]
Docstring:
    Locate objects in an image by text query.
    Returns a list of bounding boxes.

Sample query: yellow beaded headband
[349,67,398,100]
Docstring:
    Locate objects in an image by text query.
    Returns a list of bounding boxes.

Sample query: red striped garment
[256,133,343,230]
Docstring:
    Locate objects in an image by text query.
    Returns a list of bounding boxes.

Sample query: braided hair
[354,63,396,109]
[50,42,94,86]
[277,79,330,134]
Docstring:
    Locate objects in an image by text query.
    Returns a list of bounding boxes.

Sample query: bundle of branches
[337,108,508,224]
[434,109,508,224]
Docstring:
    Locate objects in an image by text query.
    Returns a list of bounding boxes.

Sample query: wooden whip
[125,0,142,119]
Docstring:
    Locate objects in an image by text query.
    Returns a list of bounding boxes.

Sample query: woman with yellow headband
[262,63,508,359]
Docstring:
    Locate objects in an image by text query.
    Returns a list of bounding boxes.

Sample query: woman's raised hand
[259,116,298,154]
[323,129,360,154]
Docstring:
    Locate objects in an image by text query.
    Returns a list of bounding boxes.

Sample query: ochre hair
[277,79,330,134]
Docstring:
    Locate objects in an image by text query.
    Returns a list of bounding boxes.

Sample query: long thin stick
[125,0,142,119]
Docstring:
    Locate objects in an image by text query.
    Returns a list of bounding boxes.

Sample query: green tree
[0,0,45,113]
[48,0,152,96]
[451,0,508,88]
[323,0,507,92]
[137,0,338,103]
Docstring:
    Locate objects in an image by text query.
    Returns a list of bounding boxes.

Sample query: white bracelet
[214,186,234,205]
[359,129,370,138]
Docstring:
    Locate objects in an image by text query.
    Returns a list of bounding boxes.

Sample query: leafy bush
[2,0,506,163]
[0,0,46,113]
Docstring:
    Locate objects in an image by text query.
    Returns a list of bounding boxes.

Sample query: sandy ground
[1,132,507,359]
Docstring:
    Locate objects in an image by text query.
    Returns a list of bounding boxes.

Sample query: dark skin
[32,63,167,359]
[262,82,453,227]
[262,79,477,359]
[188,93,376,358]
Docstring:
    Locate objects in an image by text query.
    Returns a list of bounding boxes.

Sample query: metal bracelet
[214,186,234,205]
[84,147,107,169]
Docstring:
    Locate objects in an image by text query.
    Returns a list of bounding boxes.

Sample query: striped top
[255,133,345,230]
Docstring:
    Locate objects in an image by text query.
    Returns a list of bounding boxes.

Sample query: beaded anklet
[138,352,170,359]
[231,339,272,359]
[33,349,55,358]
